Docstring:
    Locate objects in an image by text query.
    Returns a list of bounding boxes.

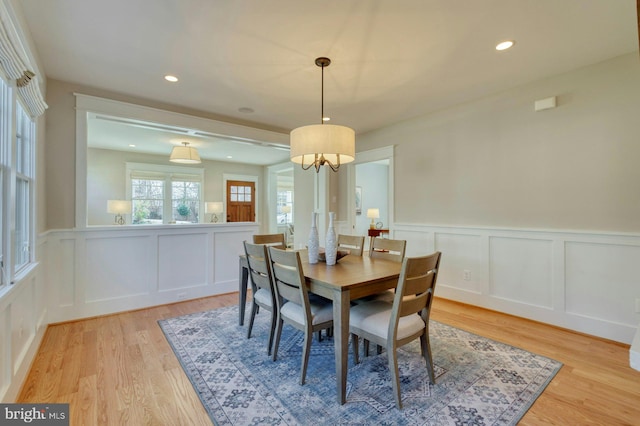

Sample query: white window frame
[0,70,37,290]
[125,162,204,225]
[13,101,35,273]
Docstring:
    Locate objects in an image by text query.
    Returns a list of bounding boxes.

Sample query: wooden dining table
[300,254,401,404]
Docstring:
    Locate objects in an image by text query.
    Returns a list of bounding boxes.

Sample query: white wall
[360,53,640,232]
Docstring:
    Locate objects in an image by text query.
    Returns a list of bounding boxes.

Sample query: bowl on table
[317,248,350,263]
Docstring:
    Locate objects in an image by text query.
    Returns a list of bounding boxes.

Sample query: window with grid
[172,177,200,223]
[276,190,293,224]
[0,75,36,286]
[0,77,6,287]
[127,163,203,225]
[14,103,34,272]
[131,177,164,224]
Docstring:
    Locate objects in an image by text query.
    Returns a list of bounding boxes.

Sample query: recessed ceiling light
[238,107,254,114]
[226,155,233,159]
[164,75,179,82]
[128,144,136,147]
[322,116,330,122]
[496,40,515,51]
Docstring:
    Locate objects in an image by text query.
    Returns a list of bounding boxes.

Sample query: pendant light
[290,57,355,172]
[170,142,201,164]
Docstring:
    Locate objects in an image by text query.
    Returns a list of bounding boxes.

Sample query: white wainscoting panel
[10,277,35,374]
[395,223,640,344]
[565,241,640,327]
[45,223,259,323]
[489,236,553,309]
[86,235,153,302]
[214,230,255,294]
[0,304,8,396]
[50,238,76,307]
[158,233,208,292]
[435,233,483,294]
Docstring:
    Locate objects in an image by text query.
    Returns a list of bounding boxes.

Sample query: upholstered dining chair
[349,251,442,409]
[252,233,286,249]
[268,247,334,385]
[337,234,365,256]
[244,241,278,356]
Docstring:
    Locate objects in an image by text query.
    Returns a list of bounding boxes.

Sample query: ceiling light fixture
[290,57,355,173]
[170,142,201,164]
[164,75,179,82]
[495,40,515,51]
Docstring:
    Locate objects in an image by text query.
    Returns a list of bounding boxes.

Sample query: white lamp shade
[281,205,291,214]
[170,144,201,164]
[290,124,355,166]
[366,208,380,219]
[107,200,132,214]
[205,201,224,213]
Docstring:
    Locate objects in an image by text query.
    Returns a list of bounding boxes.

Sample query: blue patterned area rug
[159,305,561,425]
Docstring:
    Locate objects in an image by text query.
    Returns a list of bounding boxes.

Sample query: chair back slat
[370,237,407,263]
[253,233,286,249]
[337,234,365,256]
[268,247,307,308]
[392,252,441,324]
[244,241,275,293]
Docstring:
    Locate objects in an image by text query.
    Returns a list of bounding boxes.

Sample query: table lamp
[281,205,291,223]
[205,201,224,223]
[366,208,380,229]
[107,200,132,225]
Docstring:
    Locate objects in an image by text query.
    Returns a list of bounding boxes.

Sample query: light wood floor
[18,294,640,425]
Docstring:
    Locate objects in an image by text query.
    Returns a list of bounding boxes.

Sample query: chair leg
[317,330,323,342]
[351,333,360,364]
[420,334,436,384]
[377,344,383,355]
[363,339,370,357]
[272,316,284,362]
[300,327,313,385]
[267,311,277,356]
[387,346,403,409]
[246,302,258,339]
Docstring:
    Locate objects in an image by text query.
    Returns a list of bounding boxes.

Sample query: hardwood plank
[16,293,640,425]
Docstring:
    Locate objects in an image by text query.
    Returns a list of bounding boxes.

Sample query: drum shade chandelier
[290,57,355,172]
[170,142,201,164]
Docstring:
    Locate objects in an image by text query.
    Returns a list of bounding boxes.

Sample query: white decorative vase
[325,212,337,266]
[308,212,319,264]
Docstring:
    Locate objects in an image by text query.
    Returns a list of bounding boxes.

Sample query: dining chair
[252,233,286,249]
[354,237,407,307]
[268,247,334,385]
[244,241,278,356]
[337,234,365,256]
[349,251,442,409]
[369,237,407,263]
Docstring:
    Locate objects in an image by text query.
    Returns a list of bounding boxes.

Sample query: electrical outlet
[177,292,187,300]
[463,270,471,281]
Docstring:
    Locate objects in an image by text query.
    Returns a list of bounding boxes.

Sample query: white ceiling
[20,0,639,165]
